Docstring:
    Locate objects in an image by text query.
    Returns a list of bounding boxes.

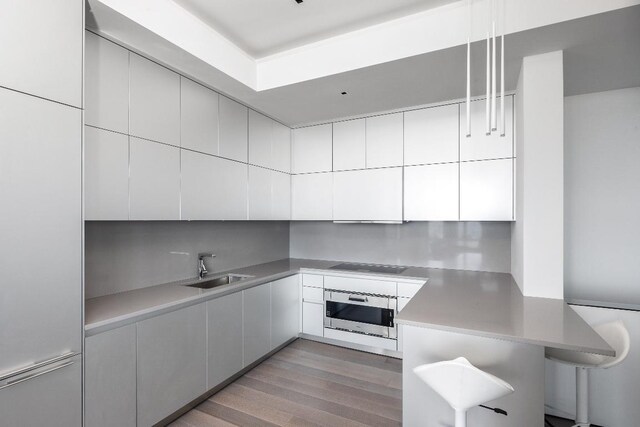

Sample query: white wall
[545,305,640,426]
[564,88,640,309]
[511,51,564,299]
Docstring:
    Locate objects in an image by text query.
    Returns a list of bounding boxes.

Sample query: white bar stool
[546,320,630,427]
[413,357,514,427]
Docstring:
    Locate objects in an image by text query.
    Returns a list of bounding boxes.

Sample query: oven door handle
[348,295,368,303]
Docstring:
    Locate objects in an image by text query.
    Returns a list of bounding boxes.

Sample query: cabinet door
[272,121,292,173]
[129,138,180,220]
[0,355,82,427]
[207,292,243,389]
[0,89,81,374]
[129,53,180,146]
[271,276,300,349]
[292,124,333,173]
[460,158,513,220]
[333,167,403,221]
[211,157,248,220]
[84,127,129,220]
[291,173,333,220]
[272,171,291,220]
[243,284,271,366]
[366,113,403,168]
[0,0,82,106]
[137,304,207,427]
[248,166,272,220]
[404,104,459,166]
[219,96,248,162]
[85,325,136,427]
[397,298,411,353]
[404,163,459,221]
[85,32,129,133]
[248,109,272,168]
[460,96,513,161]
[302,302,324,337]
[181,77,219,155]
[333,118,366,171]
[181,150,215,220]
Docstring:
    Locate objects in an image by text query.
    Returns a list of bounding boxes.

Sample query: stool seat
[414,357,514,427]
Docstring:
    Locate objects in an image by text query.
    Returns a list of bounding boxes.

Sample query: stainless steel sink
[186,274,251,290]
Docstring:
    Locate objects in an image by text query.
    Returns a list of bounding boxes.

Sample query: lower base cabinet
[85,325,136,427]
[271,275,300,349]
[137,303,207,427]
[243,284,272,366]
[302,301,324,336]
[207,292,243,389]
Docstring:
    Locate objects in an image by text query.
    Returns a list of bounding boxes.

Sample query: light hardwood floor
[169,338,402,426]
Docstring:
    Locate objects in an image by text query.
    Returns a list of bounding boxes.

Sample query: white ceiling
[171,0,457,58]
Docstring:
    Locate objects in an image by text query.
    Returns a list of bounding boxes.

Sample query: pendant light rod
[485,32,490,135]
[500,33,505,137]
[491,21,497,132]
[466,38,471,138]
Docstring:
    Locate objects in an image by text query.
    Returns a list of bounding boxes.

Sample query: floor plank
[172,339,401,426]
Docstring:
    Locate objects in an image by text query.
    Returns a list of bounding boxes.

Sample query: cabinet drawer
[324,328,396,351]
[324,275,396,296]
[302,286,324,303]
[302,302,324,337]
[397,282,424,298]
[302,274,324,288]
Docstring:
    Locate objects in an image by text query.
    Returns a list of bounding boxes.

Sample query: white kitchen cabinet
[129,53,180,147]
[137,304,207,427]
[291,172,333,220]
[397,298,411,353]
[0,0,82,107]
[404,104,459,165]
[272,121,292,173]
[333,118,366,171]
[210,157,248,220]
[404,163,459,221]
[219,96,248,162]
[333,167,403,221]
[180,77,219,155]
[460,158,513,221]
[460,96,514,161]
[292,124,333,173]
[207,292,243,390]
[366,113,403,168]
[129,137,180,220]
[85,32,129,133]
[180,150,216,220]
[85,325,136,427]
[302,302,324,337]
[248,166,272,220]
[271,276,300,349]
[248,109,272,168]
[272,170,292,220]
[243,284,272,367]
[84,126,129,220]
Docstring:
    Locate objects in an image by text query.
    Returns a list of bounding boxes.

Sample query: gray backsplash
[85,221,290,299]
[290,221,511,273]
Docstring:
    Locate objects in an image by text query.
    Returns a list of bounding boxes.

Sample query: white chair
[546,320,630,427]
[413,357,514,427]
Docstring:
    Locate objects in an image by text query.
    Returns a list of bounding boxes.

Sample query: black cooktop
[329,262,408,275]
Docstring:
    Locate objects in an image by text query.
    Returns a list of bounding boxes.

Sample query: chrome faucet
[198,253,216,279]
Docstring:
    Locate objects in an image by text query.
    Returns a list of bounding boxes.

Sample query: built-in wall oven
[324,289,397,339]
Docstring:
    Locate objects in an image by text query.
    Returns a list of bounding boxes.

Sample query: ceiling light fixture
[341,91,347,95]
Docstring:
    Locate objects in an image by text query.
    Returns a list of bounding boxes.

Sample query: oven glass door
[324,290,396,338]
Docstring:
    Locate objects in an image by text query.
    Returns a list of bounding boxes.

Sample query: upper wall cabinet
[333,168,403,221]
[84,126,129,221]
[219,96,248,162]
[460,96,514,161]
[333,119,366,171]
[291,173,333,220]
[292,124,333,174]
[0,0,82,107]
[366,113,404,168]
[180,77,219,155]
[460,158,513,221]
[129,54,180,147]
[85,32,129,134]
[248,166,291,220]
[404,163,459,221]
[249,110,291,173]
[129,137,180,220]
[404,104,459,166]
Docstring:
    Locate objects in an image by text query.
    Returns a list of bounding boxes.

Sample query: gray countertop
[85,258,614,356]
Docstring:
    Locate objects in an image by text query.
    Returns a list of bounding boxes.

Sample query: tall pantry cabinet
[0,1,84,426]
